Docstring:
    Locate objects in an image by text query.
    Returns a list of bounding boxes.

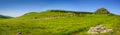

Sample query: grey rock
[88,25,113,34]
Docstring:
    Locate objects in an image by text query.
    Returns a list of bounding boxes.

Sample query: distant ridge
[0,15,12,19]
[19,8,114,19]
[45,10,93,14]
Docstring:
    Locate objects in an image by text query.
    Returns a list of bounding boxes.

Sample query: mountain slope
[0,9,120,35]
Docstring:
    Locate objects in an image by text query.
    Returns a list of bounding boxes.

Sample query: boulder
[88,25,113,34]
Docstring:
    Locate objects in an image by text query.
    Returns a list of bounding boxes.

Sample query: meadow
[0,10,120,35]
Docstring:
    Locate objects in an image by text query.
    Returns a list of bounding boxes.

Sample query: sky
[0,0,120,17]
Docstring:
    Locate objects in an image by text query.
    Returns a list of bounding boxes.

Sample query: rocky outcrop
[88,25,113,34]
[95,8,110,14]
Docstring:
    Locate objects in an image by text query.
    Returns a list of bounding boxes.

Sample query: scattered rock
[16,32,22,35]
[88,25,113,34]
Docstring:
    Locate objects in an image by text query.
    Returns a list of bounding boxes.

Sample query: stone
[16,32,22,35]
[88,25,113,34]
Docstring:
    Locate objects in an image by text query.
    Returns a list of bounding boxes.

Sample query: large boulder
[88,25,113,34]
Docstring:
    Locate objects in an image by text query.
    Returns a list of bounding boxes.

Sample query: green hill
[0,15,12,19]
[0,9,120,35]
[19,10,93,19]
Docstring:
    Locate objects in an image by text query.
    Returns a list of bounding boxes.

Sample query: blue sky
[0,0,120,17]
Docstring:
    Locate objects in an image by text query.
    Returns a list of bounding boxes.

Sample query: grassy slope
[0,10,120,35]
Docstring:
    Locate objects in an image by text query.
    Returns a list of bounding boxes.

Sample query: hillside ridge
[19,8,114,19]
[0,15,13,19]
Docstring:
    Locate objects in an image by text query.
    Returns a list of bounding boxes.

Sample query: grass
[0,10,120,35]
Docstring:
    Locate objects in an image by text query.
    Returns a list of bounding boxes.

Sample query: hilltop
[19,10,93,19]
[19,8,113,19]
[0,8,120,35]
